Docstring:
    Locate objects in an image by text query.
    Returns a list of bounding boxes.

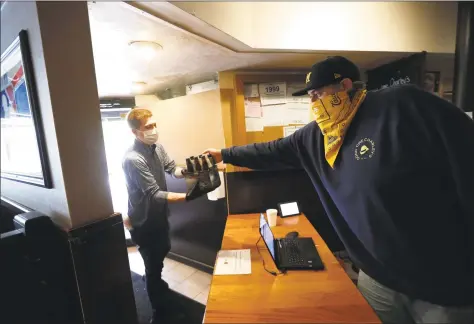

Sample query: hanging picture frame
[1,30,52,188]
[423,71,441,94]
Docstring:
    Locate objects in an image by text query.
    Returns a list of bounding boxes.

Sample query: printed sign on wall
[367,52,426,91]
[259,82,287,106]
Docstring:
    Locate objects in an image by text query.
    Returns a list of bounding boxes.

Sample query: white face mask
[140,128,158,145]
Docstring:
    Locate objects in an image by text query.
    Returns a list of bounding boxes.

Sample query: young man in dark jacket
[204,56,474,323]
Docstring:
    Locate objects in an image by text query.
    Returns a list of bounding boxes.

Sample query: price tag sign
[259,82,286,106]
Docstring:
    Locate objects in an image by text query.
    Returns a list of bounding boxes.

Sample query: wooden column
[453,1,474,112]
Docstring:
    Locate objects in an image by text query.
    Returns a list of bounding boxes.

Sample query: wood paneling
[246,131,265,144]
[68,214,138,324]
[225,170,345,252]
[219,72,308,173]
[219,71,249,172]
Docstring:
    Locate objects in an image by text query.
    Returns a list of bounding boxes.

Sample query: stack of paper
[284,103,310,125]
[214,249,252,275]
[244,99,262,118]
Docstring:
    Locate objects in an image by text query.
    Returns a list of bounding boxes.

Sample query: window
[100,108,134,217]
[1,117,42,178]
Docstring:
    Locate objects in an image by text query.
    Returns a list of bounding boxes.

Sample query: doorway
[100,107,134,239]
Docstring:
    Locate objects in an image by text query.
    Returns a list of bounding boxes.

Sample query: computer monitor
[259,213,276,261]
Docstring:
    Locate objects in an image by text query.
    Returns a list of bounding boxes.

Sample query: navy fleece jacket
[222,85,474,306]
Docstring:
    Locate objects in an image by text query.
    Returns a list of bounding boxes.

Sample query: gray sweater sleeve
[124,157,169,203]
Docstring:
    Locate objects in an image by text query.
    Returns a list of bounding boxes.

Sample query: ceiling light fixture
[128,41,163,61]
[131,81,147,94]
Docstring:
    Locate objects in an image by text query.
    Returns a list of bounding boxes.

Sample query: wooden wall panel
[219,72,308,173]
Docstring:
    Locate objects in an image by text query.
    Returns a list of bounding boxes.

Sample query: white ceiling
[88,2,414,98]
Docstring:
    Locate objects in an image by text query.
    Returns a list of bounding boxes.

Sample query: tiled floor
[127,246,212,305]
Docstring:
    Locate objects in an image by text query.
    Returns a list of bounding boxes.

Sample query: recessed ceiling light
[128,41,163,61]
[131,81,147,94]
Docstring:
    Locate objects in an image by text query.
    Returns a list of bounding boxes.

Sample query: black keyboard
[283,239,305,264]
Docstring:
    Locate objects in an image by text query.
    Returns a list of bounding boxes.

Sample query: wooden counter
[203,213,380,323]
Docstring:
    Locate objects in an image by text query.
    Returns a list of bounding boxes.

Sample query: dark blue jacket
[222,85,474,306]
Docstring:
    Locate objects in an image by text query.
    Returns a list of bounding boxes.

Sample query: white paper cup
[266,209,278,227]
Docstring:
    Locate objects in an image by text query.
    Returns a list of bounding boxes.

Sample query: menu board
[366,52,427,91]
[100,97,136,109]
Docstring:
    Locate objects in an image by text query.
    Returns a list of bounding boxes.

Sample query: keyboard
[282,239,305,265]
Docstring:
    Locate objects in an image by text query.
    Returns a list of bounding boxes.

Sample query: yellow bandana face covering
[311,89,367,168]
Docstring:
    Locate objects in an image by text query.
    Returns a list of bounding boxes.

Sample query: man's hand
[202,148,223,163]
[123,215,132,229]
[216,162,226,171]
[167,192,187,203]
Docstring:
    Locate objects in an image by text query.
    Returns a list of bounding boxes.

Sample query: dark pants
[131,229,172,318]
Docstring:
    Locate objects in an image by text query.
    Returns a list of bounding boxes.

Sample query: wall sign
[366,52,427,91]
[259,82,287,106]
[99,97,135,110]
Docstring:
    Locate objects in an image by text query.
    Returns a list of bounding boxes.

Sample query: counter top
[203,213,380,323]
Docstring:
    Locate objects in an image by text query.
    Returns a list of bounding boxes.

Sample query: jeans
[131,229,173,318]
[358,270,474,324]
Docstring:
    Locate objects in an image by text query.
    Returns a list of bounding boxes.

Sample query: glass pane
[1,35,46,185]
[1,117,42,177]
[100,110,133,216]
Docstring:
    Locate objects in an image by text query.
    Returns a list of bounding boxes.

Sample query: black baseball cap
[292,56,361,96]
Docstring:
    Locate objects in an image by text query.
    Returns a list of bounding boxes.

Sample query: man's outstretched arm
[204,131,303,170]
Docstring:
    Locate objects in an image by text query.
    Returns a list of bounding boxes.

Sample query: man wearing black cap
[204,56,474,323]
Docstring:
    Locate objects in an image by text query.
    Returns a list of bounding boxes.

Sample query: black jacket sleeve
[221,131,302,170]
[417,91,474,225]
[414,88,474,298]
